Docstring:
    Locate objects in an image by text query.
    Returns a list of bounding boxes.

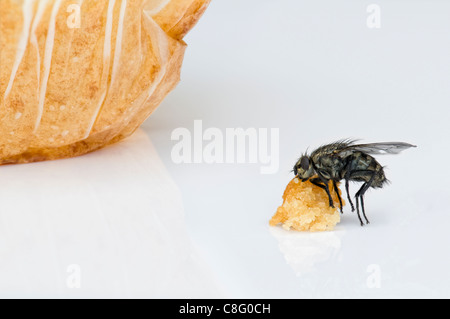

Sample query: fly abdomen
[372,165,387,188]
[346,153,386,188]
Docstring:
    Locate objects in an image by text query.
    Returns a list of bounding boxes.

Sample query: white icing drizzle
[3,0,35,100]
[34,0,63,133]
[84,0,117,138]
[109,0,128,91]
[30,0,50,95]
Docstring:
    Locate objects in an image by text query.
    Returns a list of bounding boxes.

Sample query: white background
[1,0,450,298]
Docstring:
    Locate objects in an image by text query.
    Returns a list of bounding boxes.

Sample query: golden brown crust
[270,178,343,232]
[0,0,209,165]
[153,0,211,39]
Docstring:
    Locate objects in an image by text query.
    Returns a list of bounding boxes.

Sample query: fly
[294,139,416,226]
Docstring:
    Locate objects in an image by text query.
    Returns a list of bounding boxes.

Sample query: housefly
[294,140,416,226]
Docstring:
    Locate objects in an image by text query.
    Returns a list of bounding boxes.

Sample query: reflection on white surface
[0,130,221,298]
[269,227,343,277]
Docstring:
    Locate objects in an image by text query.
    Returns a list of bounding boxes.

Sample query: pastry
[0,0,210,164]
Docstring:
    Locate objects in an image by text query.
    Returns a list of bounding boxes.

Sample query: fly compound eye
[300,156,309,171]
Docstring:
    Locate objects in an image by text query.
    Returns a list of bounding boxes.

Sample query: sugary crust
[270,178,343,232]
[0,0,209,164]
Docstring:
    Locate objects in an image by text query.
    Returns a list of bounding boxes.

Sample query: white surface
[2,0,450,298]
[0,131,221,298]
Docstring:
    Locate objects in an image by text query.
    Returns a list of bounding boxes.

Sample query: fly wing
[311,139,359,157]
[342,142,417,155]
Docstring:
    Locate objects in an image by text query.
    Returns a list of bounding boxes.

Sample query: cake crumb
[270,177,344,232]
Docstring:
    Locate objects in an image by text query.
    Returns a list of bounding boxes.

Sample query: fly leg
[343,162,355,212]
[332,180,344,214]
[355,172,376,225]
[310,177,334,208]
[354,195,364,226]
[345,176,355,212]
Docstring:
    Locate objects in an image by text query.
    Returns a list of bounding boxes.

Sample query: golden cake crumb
[270,177,344,232]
